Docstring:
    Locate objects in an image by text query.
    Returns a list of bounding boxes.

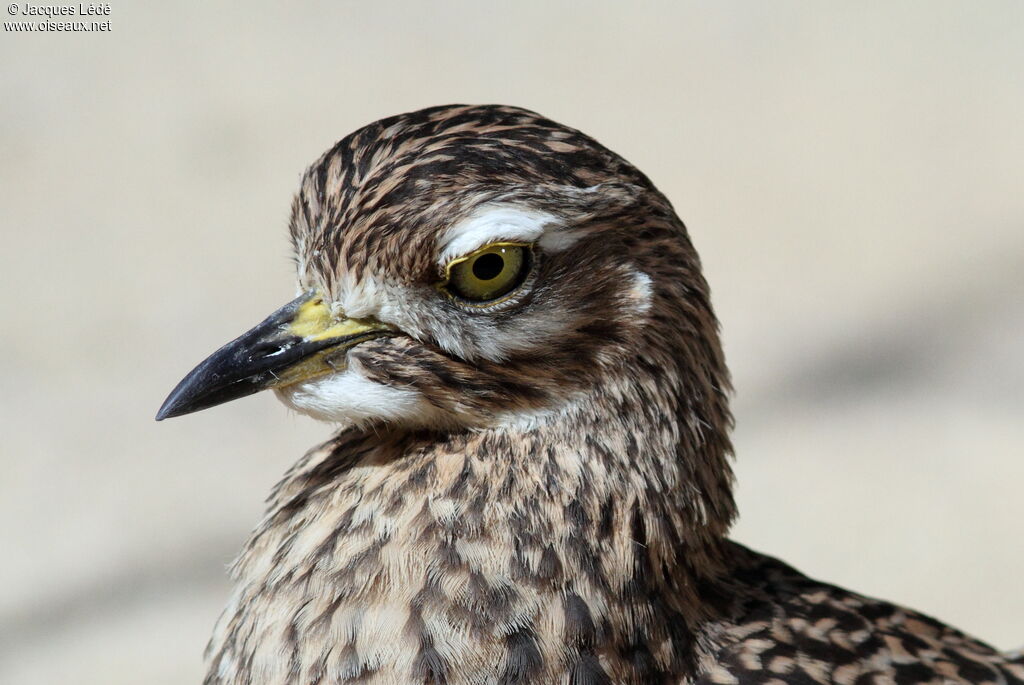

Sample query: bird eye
[442,243,531,304]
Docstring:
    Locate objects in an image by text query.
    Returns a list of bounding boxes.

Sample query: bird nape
[158,105,1023,685]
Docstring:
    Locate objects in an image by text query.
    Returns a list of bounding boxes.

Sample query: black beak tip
[155,389,188,421]
[155,368,218,422]
[154,356,273,422]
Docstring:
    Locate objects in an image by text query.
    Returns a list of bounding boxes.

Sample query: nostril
[251,341,292,359]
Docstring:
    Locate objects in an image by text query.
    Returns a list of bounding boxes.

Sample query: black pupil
[472,253,505,281]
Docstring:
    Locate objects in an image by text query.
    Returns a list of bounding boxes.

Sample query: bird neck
[220,364,736,682]
[264,358,735,597]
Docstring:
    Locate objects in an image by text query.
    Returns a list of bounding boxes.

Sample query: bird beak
[156,290,394,421]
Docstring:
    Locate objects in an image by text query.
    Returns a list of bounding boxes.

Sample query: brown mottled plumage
[162,105,1023,684]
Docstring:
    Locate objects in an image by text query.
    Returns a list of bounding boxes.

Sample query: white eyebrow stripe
[438,205,565,264]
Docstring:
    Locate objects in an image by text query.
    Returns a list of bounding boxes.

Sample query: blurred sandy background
[2,2,1022,682]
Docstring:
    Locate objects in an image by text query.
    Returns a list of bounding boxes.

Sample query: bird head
[157,105,730,441]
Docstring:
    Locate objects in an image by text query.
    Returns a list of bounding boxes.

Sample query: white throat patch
[275,360,442,427]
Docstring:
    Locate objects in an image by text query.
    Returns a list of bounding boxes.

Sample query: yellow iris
[443,243,531,303]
